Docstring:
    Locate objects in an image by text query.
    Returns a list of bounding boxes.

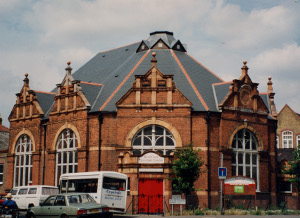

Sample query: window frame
[282,131,293,148]
[231,129,259,191]
[14,134,33,187]
[132,124,176,155]
[55,129,78,186]
[0,163,3,185]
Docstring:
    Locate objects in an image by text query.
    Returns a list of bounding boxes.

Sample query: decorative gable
[116,52,192,111]
[172,40,186,52]
[219,61,269,115]
[9,74,45,121]
[150,39,170,50]
[50,62,91,115]
[136,40,149,53]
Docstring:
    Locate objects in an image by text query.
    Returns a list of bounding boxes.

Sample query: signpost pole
[220,153,223,214]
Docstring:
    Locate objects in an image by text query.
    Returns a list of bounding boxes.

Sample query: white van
[10,185,59,210]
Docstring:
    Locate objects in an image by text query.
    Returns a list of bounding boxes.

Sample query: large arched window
[231,129,259,189]
[282,131,293,148]
[14,134,33,187]
[132,125,175,155]
[56,129,78,185]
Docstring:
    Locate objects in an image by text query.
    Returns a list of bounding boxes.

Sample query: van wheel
[28,203,34,208]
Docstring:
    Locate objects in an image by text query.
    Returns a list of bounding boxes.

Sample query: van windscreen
[42,187,59,195]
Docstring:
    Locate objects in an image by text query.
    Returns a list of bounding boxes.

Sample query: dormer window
[158,43,163,48]
[177,45,180,49]
[141,45,145,49]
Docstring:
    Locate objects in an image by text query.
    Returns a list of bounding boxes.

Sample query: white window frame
[276,135,279,148]
[55,129,78,186]
[14,134,33,187]
[297,135,300,148]
[132,125,176,155]
[0,163,3,185]
[231,129,259,191]
[282,131,293,148]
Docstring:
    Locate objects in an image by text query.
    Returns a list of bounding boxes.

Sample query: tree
[282,145,300,191]
[172,143,204,196]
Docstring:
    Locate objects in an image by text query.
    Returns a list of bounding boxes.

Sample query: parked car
[27,193,111,218]
[10,185,59,209]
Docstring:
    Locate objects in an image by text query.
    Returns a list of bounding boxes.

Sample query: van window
[28,188,37,194]
[19,188,28,195]
[11,189,18,195]
[103,177,126,191]
[42,187,59,195]
[66,179,98,193]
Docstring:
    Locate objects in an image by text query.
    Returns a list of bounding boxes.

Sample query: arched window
[282,131,293,148]
[56,129,78,185]
[231,129,259,189]
[14,134,33,187]
[132,125,175,155]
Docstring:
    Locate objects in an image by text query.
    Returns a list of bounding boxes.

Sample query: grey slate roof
[71,32,226,113]
[35,91,56,117]
[36,32,273,118]
[0,131,9,149]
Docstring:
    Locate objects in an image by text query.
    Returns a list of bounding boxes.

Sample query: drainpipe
[274,120,278,195]
[86,117,90,172]
[98,114,103,171]
[42,123,47,185]
[205,111,211,209]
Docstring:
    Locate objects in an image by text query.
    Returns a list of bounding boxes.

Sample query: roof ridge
[99,50,150,111]
[171,50,209,111]
[213,81,231,86]
[80,81,103,86]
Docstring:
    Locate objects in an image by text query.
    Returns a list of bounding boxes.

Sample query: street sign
[218,167,227,179]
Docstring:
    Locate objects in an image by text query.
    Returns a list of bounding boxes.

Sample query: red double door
[138,178,164,214]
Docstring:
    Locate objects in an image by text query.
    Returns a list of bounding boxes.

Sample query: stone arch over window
[125,118,182,152]
[12,129,36,154]
[51,123,81,150]
[14,134,33,187]
[228,123,263,151]
[231,128,259,190]
[54,126,79,186]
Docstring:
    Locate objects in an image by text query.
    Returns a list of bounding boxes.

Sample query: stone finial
[151,52,157,67]
[65,61,72,75]
[241,60,249,76]
[23,73,29,87]
[267,77,274,94]
[0,113,2,125]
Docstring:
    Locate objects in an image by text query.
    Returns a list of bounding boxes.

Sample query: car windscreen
[102,177,126,191]
[42,187,59,195]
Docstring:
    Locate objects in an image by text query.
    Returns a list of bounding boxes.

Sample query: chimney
[0,114,2,125]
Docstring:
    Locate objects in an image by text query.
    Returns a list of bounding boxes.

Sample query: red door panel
[138,179,163,214]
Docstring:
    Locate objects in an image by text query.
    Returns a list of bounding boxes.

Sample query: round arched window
[56,129,78,185]
[231,129,259,189]
[14,134,33,187]
[132,125,175,155]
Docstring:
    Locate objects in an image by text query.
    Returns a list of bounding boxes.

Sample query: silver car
[26,193,112,218]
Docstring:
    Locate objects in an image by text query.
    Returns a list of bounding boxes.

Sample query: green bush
[195,209,204,215]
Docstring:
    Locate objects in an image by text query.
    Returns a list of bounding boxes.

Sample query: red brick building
[0,115,9,193]
[7,31,278,211]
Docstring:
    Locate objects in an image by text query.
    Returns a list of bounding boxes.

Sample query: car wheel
[27,213,36,218]
[61,215,69,218]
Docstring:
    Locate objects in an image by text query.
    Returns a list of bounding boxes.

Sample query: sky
[0,0,300,127]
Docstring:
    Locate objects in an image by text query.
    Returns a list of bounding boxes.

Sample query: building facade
[0,114,9,193]
[7,32,278,212]
[276,105,300,209]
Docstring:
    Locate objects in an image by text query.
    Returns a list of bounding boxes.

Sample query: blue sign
[218,167,227,179]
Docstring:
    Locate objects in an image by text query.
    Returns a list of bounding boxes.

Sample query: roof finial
[24,73,29,87]
[0,114,2,126]
[241,60,249,76]
[65,61,72,75]
[151,52,157,67]
[267,76,273,94]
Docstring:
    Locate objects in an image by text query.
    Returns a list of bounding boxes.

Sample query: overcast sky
[1,0,300,127]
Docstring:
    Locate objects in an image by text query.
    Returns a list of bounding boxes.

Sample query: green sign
[234,185,244,193]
